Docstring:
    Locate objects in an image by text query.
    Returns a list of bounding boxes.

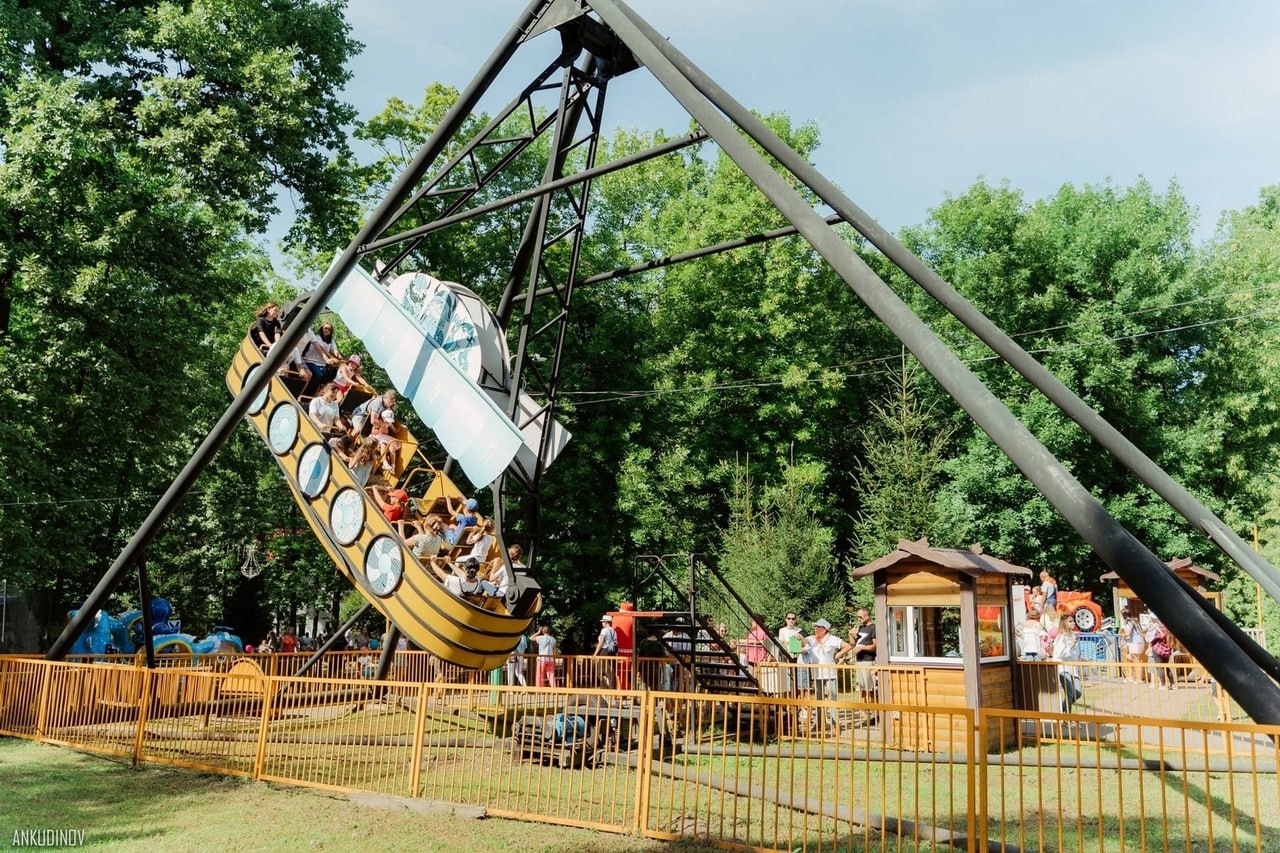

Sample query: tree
[850,355,958,564]
[900,179,1241,589]
[0,1,359,635]
[718,459,845,628]
[1193,187,1280,636]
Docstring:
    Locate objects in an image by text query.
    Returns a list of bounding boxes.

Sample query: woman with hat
[803,618,852,728]
[593,613,619,689]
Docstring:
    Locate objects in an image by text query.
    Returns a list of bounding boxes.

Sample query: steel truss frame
[49,0,1280,725]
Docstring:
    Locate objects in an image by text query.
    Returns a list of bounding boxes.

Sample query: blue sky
[306,1,1280,248]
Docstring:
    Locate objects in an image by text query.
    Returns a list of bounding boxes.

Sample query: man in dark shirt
[851,608,877,700]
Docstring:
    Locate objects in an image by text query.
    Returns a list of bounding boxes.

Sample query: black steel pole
[293,603,372,679]
[362,130,707,255]
[46,0,554,661]
[606,0,1280,609]
[374,625,401,681]
[496,54,595,327]
[136,554,156,670]
[590,0,1280,724]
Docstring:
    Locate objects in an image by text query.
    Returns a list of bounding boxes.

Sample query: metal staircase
[632,556,793,695]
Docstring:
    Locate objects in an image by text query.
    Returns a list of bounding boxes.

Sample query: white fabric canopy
[326,264,524,488]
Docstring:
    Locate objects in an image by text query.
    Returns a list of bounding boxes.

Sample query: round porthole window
[364,536,404,597]
[330,488,366,546]
[267,403,299,455]
[297,443,331,499]
[242,366,269,416]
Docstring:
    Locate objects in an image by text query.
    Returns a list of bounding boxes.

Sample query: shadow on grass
[0,739,248,846]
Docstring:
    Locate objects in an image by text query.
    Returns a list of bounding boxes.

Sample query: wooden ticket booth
[852,537,1030,752]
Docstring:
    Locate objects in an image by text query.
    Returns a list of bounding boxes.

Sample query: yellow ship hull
[226,337,539,670]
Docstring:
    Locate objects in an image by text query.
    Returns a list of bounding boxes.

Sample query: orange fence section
[2,654,1277,852]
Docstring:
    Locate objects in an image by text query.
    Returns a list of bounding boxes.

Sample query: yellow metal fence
[2,655,1277,852]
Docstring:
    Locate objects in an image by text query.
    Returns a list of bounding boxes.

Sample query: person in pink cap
[334,352,364,394]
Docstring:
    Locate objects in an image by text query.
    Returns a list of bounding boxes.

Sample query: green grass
[0,738,718,852]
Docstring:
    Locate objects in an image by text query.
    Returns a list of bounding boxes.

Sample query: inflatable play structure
[69,598,242,658]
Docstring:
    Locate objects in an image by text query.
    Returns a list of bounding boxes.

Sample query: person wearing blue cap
[444,494,482,544]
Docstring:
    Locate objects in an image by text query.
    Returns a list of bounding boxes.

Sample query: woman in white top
[463,519,496,562]
[1051,615,1081,711]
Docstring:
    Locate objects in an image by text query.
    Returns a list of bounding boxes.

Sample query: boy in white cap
[804,618,852,728]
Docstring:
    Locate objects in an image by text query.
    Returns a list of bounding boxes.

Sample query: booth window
[887,605,1008,663]
[976,606,1009,661]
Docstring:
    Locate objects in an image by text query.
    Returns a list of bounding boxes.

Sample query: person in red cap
[370,485,412,535]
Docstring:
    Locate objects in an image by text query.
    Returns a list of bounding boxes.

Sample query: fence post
[34,662,52,740]
[132,668,154,766]
[632,690,656,836]
[407,682,429,798]
[253,678,277,780]
[969,708,980,853]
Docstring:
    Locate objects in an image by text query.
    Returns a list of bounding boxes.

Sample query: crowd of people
[252,308,527,609]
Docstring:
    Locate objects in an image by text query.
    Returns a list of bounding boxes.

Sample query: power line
[564,298,1280,407]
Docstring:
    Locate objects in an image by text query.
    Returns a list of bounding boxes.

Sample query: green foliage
[901,178,1254,588]
[717,459,845,627]
[850,356,959,563]
[0,1,358,637]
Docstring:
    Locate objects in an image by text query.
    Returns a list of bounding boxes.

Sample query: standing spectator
[1039,571,1059,613]
[742,615,769,670]
[507,632,529,687]
[1052,614,1081,711]
[1147,618,1174,690]
[849,608,878,700]
[778,612,807,695]
[804,619,851,726]
[637,631,666,691]
[1122,614,1147,682]
[533,625,558,687]
[661,621,690,692]
[280,629,298,654]
[594,614,619,689]
[1016,609,1049,660]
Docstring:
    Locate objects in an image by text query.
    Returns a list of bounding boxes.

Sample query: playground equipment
[69,598,242,658]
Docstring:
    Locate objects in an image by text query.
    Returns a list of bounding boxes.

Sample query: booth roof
[1099,556,1219,583]
[850,537,1033,579]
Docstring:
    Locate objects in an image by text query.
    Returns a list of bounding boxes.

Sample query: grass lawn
[0,738,716,852]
